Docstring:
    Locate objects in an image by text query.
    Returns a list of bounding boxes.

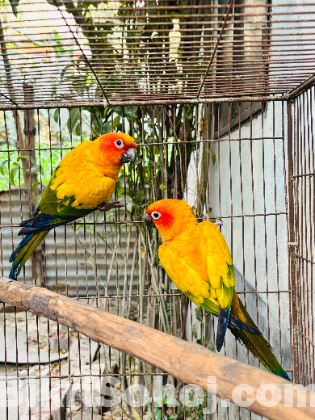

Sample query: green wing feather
[39,167,102,218]
[9,167,104,279]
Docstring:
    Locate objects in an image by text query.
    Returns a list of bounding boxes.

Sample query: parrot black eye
[151,211,161,220]
[115,139,124,149]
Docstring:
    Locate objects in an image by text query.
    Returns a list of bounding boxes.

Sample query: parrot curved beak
[144,214,156,230]
[121,147,136,165]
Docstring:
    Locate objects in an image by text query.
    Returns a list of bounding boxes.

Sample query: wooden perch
[0,277,314,420]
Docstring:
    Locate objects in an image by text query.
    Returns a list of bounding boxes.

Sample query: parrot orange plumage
[9,132,137,280]
[145,199,290,380]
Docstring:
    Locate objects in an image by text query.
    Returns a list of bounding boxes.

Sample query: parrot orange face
[145,199,197,242]
[98,132,137,170]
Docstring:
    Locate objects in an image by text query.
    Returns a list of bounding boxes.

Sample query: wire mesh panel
[206,100,291,376]
[1,0,315,419]
[0,101,295,419]
[289,87,315,388]
[1,1,315,108]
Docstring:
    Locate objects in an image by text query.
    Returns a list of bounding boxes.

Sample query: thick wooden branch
[0,277,314,420]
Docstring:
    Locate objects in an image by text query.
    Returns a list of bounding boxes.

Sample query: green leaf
[192,321,199,339]
[205,339,214,352]
[67,108,80,133]
[113,115,120,129]
[136,190,145,205]
[14,28,44,46]
[31,181,40,196]
[165,398,179,407]
[75,123,81,137]
[154,408,162,420]
[195,306,203,322]
[60,65,74,81]
[9,0,19,16]
[208,148,216,166]
[144,397,162,407]
[53,109,59,123]
[25,164,40,173]
[17,155,36,165]
[10,167,18,186]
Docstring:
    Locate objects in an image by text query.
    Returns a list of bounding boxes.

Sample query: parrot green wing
[39,166,103,219]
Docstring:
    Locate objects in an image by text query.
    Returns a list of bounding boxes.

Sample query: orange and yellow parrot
[9,132,137,280]
[145,199,290,380]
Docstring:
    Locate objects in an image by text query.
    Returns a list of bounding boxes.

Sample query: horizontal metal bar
[0,95,287,110]
[0,212,288,230]
[294,254,315,265]
[288,72,315,99]
[292,172,315,178]
[75,293,182,299]
[75,290,292,299]
[2,0,314,6]
[297,329,315,348]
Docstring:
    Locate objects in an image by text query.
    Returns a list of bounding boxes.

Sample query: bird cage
[0,1,314,419]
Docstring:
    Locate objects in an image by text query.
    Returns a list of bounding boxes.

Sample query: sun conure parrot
[9,132,137,280]
[145,199,290,380]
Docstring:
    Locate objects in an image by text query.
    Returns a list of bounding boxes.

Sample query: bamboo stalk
[0,277,314,420]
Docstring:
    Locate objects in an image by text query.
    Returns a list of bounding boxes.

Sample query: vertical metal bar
[273,101,283,368]
[287,100,300,383]
[307,88,312,384]
[261,102,271,349]
[195,105,199,212]
[310,87,315,384]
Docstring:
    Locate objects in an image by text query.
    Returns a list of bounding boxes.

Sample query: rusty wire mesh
[0,1,315,420]
[0,1,315,108]
[0,100,295,419]
[289,87,315,388]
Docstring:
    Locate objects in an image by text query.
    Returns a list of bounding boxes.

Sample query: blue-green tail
[9,231,49,280]
[9,211,77,280]
[229,298,291,381]
[201,296,290,380]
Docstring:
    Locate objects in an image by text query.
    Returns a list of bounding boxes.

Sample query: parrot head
[145,199,197,242]
[96,132,137,177]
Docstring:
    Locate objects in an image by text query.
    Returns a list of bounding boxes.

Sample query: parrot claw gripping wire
[99,200,126,212]
[203,213,223,226]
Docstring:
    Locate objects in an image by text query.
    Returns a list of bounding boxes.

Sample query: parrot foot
[99,201,126,212]
[203,213,223,226]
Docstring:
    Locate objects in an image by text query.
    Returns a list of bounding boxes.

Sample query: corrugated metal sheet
[0,187,138,297]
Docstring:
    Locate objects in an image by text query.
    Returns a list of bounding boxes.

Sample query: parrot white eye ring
[151,211,161,220]
[115,139,124,149]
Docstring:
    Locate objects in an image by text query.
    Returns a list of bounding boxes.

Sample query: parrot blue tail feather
[19,213,75,235]
[229,315,262,336]
[9,212,76,280]
[216,307,230,352]
[9,234,32,263]
[9,231,49,280]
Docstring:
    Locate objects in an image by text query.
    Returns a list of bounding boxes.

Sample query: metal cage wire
[0,0,315,108]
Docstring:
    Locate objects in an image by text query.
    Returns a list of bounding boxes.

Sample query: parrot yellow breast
[158,221,235,310]
[49,141,116,210]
